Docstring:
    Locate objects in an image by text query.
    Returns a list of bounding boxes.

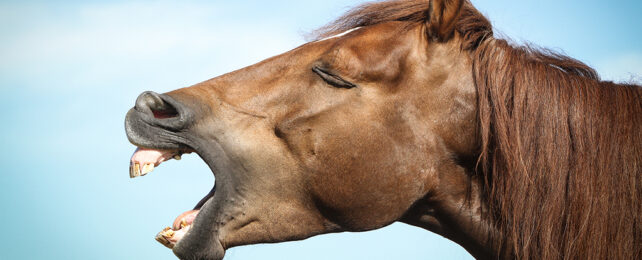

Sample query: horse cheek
[305,122,426,231]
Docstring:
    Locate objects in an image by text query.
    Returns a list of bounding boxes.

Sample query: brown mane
[316,0,642,259]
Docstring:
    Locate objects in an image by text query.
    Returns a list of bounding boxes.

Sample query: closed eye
[312,66,356,89]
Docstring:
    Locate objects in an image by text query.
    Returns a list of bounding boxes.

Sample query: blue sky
[0,0,640,259]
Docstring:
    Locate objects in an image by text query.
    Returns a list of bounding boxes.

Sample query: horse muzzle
[125,91,195,150]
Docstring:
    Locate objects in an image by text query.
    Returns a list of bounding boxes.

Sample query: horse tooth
[162,228,175,238]
[132,163,141,178]
[180,219,188,229]
[173,154,182,160]
[129,164,136,178]
[141,163,154,176]
[156,227,176,248]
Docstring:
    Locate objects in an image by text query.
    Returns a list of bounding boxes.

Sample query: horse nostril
[136,91,163,111]
[135,91,179,119]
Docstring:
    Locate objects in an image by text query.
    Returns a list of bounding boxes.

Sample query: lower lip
[173,210,200,230]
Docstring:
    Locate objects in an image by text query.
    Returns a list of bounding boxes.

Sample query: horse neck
[400,159,503,259]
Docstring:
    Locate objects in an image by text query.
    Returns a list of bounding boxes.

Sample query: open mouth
[126,91,224,254]
[129,147,210,249]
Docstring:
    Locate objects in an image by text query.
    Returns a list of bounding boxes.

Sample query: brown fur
[126,1,641,259]
[313,0,491,50]
[475,39,642,259]
[317,0,642,258]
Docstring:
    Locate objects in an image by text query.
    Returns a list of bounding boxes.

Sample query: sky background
[0,0,640,259]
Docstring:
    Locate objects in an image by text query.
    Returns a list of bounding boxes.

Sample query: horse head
[125,0,641,259]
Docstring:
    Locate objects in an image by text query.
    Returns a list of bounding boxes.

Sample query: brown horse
[124,0,642,259]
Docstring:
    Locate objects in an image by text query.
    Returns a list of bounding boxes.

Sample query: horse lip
[125,108,193,151]
[171,142,244,259]
[194,184,217,210]
[173,190,227,260]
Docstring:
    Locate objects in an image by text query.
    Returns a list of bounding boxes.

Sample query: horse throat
[400,162,502,260]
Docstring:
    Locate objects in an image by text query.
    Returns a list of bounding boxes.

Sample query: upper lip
[125,92,195,150]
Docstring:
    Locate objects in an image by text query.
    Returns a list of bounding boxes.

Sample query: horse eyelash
[312,66,357,89]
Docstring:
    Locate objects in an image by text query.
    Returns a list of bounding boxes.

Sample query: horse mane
[316,0,642,259]
[474,40,642,259]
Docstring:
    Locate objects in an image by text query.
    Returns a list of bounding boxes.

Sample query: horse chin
[171,196,227,260]
[174,240,226,260]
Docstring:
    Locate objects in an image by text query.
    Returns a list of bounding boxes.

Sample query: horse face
[125,20,477,260]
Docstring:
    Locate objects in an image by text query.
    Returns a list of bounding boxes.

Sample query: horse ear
[426,0,465,41]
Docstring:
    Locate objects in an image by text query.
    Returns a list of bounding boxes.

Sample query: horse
[124,0,641,259]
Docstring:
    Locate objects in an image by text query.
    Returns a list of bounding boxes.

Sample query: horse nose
[126,91,194,148]
[135,91,180,120]
[136,91,165,113]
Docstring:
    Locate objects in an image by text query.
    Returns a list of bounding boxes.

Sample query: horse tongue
[129,148,178,178]
[172,210,200,230]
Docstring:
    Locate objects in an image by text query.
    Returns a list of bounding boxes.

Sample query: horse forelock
[313,0,641,258]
